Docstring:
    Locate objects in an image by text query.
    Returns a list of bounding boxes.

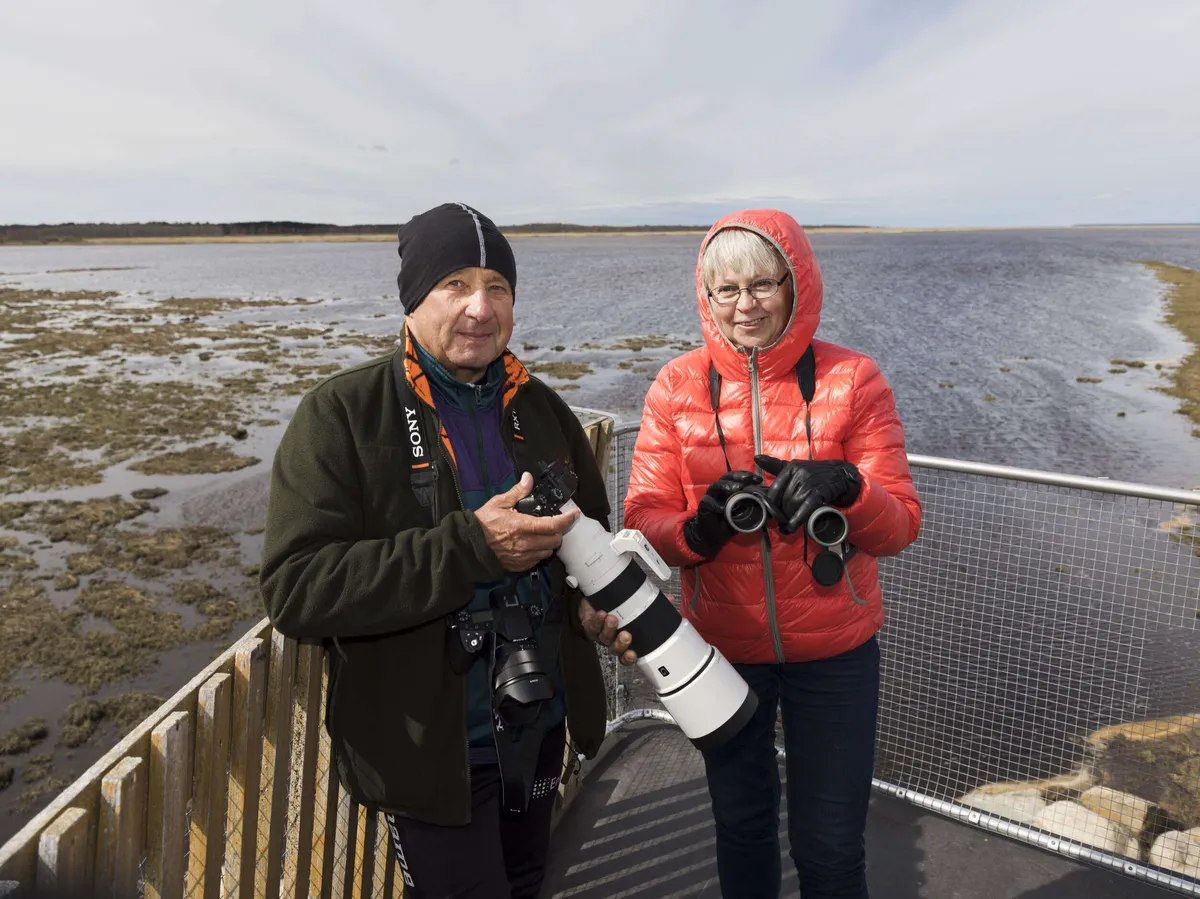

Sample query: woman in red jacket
[623,209,922,898]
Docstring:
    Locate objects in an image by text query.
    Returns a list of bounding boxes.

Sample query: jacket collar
[399,319,531,413]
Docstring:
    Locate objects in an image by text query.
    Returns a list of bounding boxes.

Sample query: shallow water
[3,227,1199,488]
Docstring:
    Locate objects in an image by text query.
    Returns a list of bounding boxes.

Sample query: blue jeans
[701,636,880,899]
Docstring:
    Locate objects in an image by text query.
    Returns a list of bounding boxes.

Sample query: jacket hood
[695,209,823,381]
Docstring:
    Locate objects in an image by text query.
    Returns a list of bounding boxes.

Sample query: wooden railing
[0,410,615,898]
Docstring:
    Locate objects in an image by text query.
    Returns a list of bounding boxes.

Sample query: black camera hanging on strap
[393,352,559,812]
[446,581,565,813]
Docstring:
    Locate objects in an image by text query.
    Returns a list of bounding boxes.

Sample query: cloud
[0,0,1197,225]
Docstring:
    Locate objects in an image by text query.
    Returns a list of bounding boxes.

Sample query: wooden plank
[145,710,192,899]
[96,755,147,899]
[35,806,91,894]
[255,630,297,899]
[348,803,372,899]
[310,660,340,899]
[188,672,232,899]
[588,416,614,479]
[0,617,270,884]
[331,790,354,899]
[370,811,393,899]
[223,636,268,899]
[282,642,324,899]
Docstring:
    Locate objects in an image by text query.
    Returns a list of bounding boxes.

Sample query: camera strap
[708,344,816,469]
[491,590,565,813]
[391,352,439,525]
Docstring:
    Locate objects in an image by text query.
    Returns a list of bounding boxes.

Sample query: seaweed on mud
[13,774,70,810]
[57,692,165,748]
[0,537,35,572]
[0,685,23,704]
[0,286,398,493]
[527,361,593,380]
[0,718,49,755]
[129,444,259,476]
[0,542,257,694]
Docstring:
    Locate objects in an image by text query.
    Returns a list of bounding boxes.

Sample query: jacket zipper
[429,402,473,822]
[470,386,493,499]
[688,566,702,610]
[749,351,786,663]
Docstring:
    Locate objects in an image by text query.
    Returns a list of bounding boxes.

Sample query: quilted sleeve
[841,356,922,556]
[623,369,707,568]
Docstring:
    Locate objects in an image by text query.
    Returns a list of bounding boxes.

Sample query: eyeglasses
[707,271,789,306]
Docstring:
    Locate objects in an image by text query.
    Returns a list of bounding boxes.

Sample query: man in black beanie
[260,202,632,898]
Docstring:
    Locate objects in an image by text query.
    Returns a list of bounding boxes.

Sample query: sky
[1,0,1198,228]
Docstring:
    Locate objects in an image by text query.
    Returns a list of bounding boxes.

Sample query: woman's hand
[755,455,862,535]
[683,470,762,556]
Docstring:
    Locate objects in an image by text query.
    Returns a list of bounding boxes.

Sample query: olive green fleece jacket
[258,332,610,826]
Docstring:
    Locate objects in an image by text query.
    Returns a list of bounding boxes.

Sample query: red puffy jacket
[623,209,922,665]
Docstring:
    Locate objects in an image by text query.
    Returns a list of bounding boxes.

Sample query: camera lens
[725,491,769,533]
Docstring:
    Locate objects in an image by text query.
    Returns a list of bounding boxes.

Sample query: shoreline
[1142,261,1200,434]
[2,224,1198,248]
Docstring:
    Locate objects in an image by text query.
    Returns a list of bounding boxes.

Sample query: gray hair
[701,228,786,290]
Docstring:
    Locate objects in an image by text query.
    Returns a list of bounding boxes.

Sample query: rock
[958,768,1094,799]
[1087,713,1200,826]
[1149,827,1200,878]
[1031,801,1139,857]
[958,787,1047,824]
[1079,786,1152,834]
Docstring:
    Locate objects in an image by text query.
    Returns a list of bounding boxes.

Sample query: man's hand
[474,472,579,571]
[578,597,638,665]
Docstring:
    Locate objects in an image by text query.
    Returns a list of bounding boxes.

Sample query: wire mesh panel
[600,426,681,724]
[605,424,1200,893]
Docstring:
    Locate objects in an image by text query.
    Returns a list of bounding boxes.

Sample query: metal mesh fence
[605,424,1200,893]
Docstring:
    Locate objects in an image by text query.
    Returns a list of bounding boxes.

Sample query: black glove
[683,470,763,557]
[754,455,862,536]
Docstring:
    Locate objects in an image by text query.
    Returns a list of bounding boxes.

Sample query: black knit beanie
[396,202,517,314]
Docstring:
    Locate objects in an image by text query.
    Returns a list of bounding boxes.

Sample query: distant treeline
[0,220,871,243]
[0,221,397,242]
[0,221,710,243]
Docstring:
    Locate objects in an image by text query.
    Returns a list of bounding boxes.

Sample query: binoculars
[722,485,851,587]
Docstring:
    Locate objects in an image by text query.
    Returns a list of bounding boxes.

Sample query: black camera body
[448,585,555,728]
[515,459,577,516]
